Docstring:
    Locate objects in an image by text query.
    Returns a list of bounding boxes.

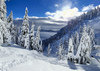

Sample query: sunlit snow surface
[0,44,100,71]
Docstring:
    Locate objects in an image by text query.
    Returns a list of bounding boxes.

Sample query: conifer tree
[20,7,29,48]
[0,0,11,45]
[36,26,41,51]
[73,31,79,52]
[30,22,35,50]
[97,6,100,16]
[24,34,29,49]
[67,38,74,62]
[0,31,3,45]
[76,25,91,64]
[47,43,52,56]
[7,11,16,43]
[58,39,64,59]
[87,26,95,49]
[0,0,7,22]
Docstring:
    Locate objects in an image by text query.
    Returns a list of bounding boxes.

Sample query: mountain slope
[0,44,100,71]
[50,16,100,49]
[43,5,100,47]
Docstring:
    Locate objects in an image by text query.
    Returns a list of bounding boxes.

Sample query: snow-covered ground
[0,44,100,71]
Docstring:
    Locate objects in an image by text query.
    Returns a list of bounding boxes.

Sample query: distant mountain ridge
[43,5,100,47]
[13,17,67,40]
[13,17,67,31]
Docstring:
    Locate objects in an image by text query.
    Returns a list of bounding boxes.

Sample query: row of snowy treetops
[47,23,95,64]
[46,5,100,65]
[18,8,43,52]
[0,0,43,52]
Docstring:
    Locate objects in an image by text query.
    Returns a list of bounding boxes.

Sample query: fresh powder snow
[0,44,100,71]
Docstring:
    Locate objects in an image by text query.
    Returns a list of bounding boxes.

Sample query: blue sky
[6,0,100,19]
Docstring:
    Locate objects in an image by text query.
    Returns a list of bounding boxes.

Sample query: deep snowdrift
[0,44,100,71]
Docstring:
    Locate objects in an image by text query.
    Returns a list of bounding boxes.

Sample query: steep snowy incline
[0,44,100,71]
[49,16,100,54]
[87,16,100,44]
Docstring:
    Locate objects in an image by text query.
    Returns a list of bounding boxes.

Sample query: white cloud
[82,4,94,12]
[45,2,96,20]
[28,16,52,19]
[54,4,59,7]
[45,0,84,20]
[29,16,40,19]
[15,17,23,20]
[45,3,83,20]
[43,20,65,25]
[45,12,55,16]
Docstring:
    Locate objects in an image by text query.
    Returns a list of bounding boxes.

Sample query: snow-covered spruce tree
[73,31,79,52]
[87,26,95,49]
[67,38,74,62]
[47,43,52,56]
[97,6,100,16]
[30,22,36,50]
[63,38,68,54]
[36,26,42,51]
[0,0,11,45]
[7,11,13,31]
[0,29,3,45]
[24,34,29,49]
[0,0,7,22]
[76,24,91,64]
[57,39,64,59]
[7,11,16,43]
[79,23,87,39]
[20,7,29,49]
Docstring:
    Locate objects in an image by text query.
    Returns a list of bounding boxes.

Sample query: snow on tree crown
[9,11,13,19]
[23,7,29,24]
[38,26,41,31]
[25,7,28,14]
[10,11,13,16]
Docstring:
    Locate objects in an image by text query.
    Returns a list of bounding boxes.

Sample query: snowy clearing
[0,44,100,71]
